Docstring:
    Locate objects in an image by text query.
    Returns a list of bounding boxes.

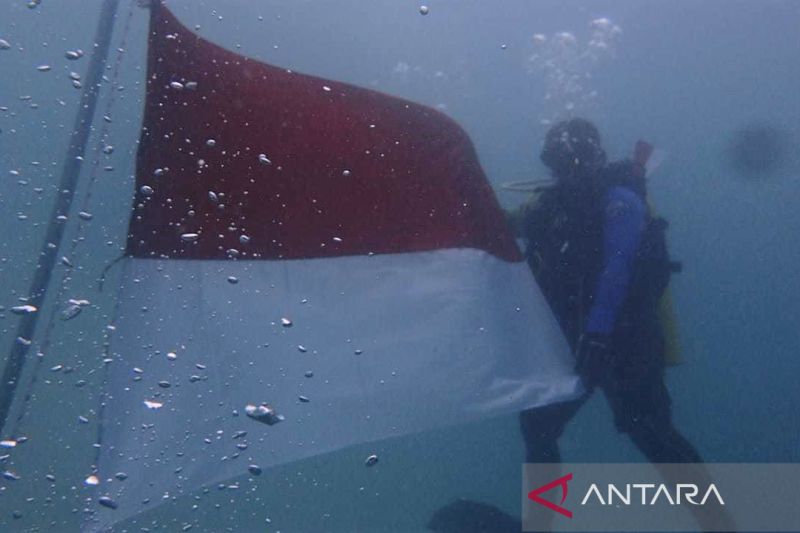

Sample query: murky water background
[1,1,799,530]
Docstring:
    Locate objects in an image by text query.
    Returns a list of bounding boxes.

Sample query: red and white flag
[94,4,580,528]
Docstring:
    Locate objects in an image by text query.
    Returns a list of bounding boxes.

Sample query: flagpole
[0,0,122,435]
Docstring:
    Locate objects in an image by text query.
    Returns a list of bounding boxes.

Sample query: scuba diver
[511,117,700,467]
[429,118,735,532]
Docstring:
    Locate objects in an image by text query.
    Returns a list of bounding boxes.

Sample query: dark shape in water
[727,123,788,175]
[428,499,520,533]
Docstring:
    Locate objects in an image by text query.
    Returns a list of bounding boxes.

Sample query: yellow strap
[659,289,683,366]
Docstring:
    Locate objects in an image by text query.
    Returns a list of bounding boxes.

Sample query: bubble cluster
[528,17,622,122]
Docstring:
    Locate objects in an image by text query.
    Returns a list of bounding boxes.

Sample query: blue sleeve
[585,186,646,335]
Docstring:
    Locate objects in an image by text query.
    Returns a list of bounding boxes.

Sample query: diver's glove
[574,333,614,389]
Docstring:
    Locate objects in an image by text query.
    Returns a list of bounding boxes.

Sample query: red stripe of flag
[127,5,520,261]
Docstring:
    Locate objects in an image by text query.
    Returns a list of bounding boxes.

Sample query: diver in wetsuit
[513,118,701,465]
[428,119,735,533]
[511,119,738,533]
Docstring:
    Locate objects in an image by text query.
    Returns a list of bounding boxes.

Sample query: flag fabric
[92,4,580,528]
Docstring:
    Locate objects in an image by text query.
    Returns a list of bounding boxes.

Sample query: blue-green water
[1,0,798,531]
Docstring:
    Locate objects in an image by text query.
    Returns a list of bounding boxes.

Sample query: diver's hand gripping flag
[92,4,580,529]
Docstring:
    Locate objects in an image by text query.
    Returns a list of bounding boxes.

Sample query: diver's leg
[606,376,736,531]
[428,402,585,533]
[604,320,702,463]
[519,399,585,531]
[613,378,702,463]
[518,398,585,463]
[427,401,584,532]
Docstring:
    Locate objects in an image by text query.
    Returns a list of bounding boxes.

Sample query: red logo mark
[527,472,573,518]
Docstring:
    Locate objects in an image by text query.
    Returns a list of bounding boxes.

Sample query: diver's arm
[505,205,527,238]
[584,187,646,335]
[504,198,539,239]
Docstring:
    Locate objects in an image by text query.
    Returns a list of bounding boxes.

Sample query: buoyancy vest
[521,161,680,353]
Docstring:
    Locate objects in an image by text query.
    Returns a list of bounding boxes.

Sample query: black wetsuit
[517,175,702,464]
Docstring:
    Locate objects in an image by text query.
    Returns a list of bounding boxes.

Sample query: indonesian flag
[93,3,580,528]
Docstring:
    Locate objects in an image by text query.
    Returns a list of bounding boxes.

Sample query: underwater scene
[0,1,799,531]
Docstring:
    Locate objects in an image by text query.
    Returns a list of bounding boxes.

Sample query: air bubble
[98,496,118,510]
[11,305,37,315]
[60,304,82,321]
